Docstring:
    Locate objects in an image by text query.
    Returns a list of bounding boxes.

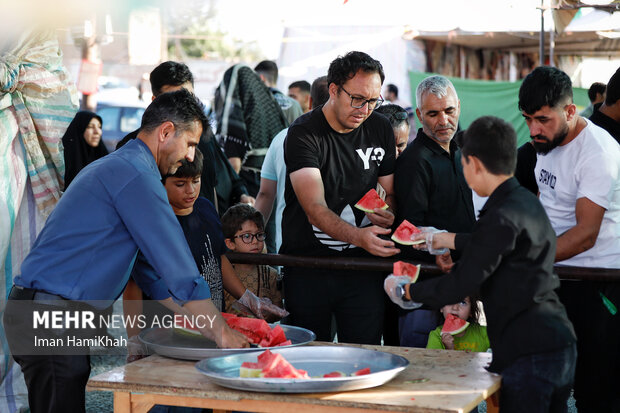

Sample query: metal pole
[226,252,620,282]
[550,5,555,68]
[540,0,545,66]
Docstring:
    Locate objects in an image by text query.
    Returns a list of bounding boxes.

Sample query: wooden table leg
[113,392,156,413]
[114,392,131,413]
[486,391,500,413]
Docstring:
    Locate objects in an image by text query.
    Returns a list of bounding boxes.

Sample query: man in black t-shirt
[590,66,620,144]
[281,51,399,344]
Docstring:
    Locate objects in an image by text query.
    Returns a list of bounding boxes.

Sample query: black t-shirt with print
[280,107,395,257]
[177,197,227,311]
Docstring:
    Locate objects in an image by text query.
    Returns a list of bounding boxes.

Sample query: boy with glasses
[222,204,285,317]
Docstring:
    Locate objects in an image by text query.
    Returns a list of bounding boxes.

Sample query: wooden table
[87,343,501,413]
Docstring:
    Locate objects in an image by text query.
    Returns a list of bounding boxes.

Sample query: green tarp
[408,72,589,147]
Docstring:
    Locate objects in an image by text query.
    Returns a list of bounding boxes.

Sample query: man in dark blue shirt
[4,89,248,413]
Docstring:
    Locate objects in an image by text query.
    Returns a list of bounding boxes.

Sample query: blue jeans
[499,344,576,413]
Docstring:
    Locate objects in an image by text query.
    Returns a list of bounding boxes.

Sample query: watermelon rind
[441,314,470,335]
[172,326,203,338]
[354,189,389,213]
[393,261,421,283]
[391,220,425,245]
[391,233,425,246]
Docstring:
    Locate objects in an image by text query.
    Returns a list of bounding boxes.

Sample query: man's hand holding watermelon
[182,299,250,349]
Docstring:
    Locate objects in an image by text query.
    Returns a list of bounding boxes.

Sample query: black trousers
[13,354,91,413]
[283,266,385,344]
[557,280,620,413]
[4,291,93,413]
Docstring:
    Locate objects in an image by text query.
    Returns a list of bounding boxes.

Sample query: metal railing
[226,252,620,282]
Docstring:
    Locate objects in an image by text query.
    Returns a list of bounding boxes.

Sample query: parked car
[97,100,147,152]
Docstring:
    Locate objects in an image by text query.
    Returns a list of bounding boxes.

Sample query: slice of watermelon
[391,220,424,245]
[354,189,389,213]
[226,317,271,344]
[441,313,470,335]
[240,362,262,378]
[275,339,292,347]
[393,261,421,283]
[353,367,371,376]
[256,350,310,379]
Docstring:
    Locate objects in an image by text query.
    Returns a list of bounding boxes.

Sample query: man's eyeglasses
[234,232,267,244]
[340,86,384,110]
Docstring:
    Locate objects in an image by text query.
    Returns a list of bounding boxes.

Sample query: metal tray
[139,325,316,360]
[195,345,409,393]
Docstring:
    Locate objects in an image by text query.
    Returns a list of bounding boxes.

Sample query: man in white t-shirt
[519,66,620,413]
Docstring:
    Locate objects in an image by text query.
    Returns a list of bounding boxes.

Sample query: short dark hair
[150,61,194,97]
[141,88,207,135]
[327,51,385,88]
[588,82,607,103]
[375,104,409,129]
[254,60,278,85]
[163,147,203,184]
[518,66,573,114]
[605,68,620,106]
[288,80,311,93]
[461,116,517,176]
[386,83,398,96]
[221,203,265,240]
[310,76,329,108]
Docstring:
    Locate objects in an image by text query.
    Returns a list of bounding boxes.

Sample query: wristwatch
[395,284,410,302]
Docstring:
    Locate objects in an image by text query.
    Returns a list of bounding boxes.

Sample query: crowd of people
[2,45,620,413]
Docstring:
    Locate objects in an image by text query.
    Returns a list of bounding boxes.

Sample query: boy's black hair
[140,88,207,135]
[162,148,203,183]
[518,66,573,114]
[461,116,516,176]
[221,203,265,240]
[150,61,194,97]
[375,103,410,129]
[605,68,620,106]
[327,51,385,88]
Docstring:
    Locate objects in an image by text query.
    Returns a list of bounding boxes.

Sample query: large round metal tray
[195,345,409,393]
[139,325,316,360]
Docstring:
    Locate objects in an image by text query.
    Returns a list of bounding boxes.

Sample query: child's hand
[441,332,455,350]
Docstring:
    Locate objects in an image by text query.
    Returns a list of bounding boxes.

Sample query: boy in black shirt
[385,116,576,413]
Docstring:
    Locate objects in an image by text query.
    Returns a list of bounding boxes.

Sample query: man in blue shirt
[3,89,249,413]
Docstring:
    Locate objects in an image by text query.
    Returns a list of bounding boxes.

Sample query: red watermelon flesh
[441,313,470,335]
[353,367,371,376]
[354,189,389,213]
[254,349,310,379]
[226,317,271,344]
[275,339,292,347]
[393,261,421,283]
[391,220,424,245]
